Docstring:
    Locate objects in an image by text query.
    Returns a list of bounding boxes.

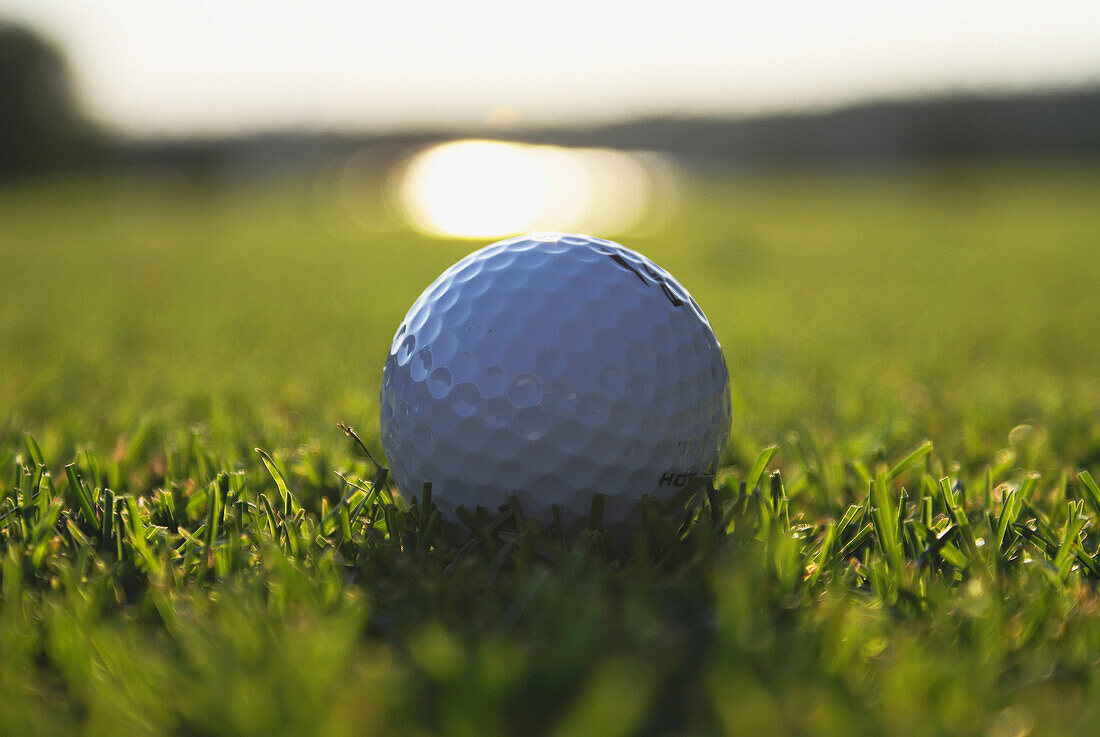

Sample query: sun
[396,139,673,239]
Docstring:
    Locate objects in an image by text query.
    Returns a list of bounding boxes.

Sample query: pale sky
[2,0,1098,137]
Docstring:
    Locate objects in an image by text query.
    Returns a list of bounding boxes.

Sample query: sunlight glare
[396,139,677,239]
[399,140,552,239]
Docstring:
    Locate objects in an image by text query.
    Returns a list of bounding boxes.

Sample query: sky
[2,0,1098,137]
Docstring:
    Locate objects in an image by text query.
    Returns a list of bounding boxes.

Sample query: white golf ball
[380,233,731,528]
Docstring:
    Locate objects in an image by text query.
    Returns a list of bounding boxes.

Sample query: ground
[1,159,1099,736]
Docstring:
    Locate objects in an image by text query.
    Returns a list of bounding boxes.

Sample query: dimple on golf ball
[380,233,731,527]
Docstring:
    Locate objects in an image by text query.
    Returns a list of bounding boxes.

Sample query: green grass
[2,159,1100,736]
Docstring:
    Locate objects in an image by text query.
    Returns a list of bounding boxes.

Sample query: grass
[1,158,1100,735]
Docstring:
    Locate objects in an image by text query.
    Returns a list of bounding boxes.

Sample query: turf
[2,159,1100,736]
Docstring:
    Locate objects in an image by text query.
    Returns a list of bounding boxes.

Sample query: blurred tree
[0,22,100,174]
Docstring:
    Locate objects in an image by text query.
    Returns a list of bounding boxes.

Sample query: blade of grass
[888,440,933,482]
[745,444,779,493]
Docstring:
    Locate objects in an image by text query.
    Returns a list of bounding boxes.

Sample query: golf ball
[380,233,731,527]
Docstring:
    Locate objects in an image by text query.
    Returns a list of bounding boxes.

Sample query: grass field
[2,159,1100,736]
